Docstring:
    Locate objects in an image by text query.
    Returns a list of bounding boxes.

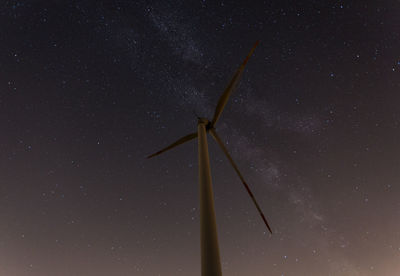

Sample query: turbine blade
[147,132,198,158]
[210,129,272,234]
[211,41,259,126]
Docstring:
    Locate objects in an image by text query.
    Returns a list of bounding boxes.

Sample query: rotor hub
[198,117,213,131]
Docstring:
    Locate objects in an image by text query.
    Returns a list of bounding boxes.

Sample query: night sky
[1,1,400,275]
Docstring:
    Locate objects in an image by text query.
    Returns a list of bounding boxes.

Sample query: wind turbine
[148,41,272,276]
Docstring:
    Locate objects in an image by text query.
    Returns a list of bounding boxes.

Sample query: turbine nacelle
[197,117,209,125]
[197,117,213,131]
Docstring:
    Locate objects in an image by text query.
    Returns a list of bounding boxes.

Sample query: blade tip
[147,152,158,159]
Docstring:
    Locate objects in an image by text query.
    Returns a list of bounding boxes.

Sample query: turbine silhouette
[148,41,272,276]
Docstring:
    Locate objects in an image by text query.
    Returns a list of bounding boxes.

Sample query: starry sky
[1,1,400,275]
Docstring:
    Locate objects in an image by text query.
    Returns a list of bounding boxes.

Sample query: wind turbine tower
[148,41,272,276]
